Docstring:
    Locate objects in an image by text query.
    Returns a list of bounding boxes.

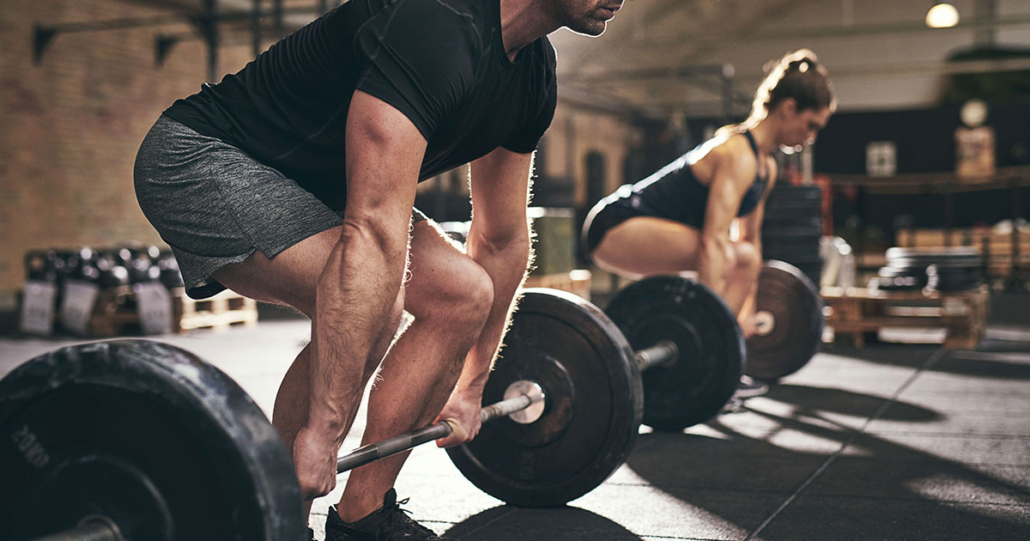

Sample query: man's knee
[408,260,494,328]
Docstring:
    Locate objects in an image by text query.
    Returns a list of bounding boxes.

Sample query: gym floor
[2,303,1029,541]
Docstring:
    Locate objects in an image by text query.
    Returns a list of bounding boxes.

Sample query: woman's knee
[732,242,763,276]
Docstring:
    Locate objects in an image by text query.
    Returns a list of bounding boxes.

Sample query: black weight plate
[606,277,743,430]
[0,340,306,541]
[885,247,981,268]
[928,266,983,292]
[885,247,978,260]
[761,225,824,239]
[763,237,821,248]
[761,215,823,229]
[888,257,981,269]
[764,188,822,211]
[761,245,822,264]
[744,261,824,381]
[762,236,822,249]
[790,263,824,289]
[878,266,927,278]
[933,280,981,292]
[766,185,823,202]
[763,201,822,216]
[870,276,925,291]
[447,289,641,507]
[928,266,981,279]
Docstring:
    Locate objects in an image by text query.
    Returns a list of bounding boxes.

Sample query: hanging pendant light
[926,3,960,29]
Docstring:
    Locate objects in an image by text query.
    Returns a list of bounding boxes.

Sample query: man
[134,0,624,539]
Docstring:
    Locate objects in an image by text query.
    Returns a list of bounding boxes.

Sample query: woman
[582,49,835,391]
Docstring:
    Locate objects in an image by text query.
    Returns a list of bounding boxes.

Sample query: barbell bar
[335,381,547,473]
[336,337,677,472]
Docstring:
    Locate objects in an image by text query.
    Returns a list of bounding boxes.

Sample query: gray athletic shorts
[134,115,427,299]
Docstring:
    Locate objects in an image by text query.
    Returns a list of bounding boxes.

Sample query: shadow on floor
[625,377,1030,540]
[765,384,941,422]
[443,505,644,541]
[825,342,1030,378]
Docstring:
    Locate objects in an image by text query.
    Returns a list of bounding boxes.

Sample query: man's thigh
[214,209,432,317]
[211,225,342,317]
[135,116,343,300]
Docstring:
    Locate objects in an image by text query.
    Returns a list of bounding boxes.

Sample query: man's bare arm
[434,147,533,447]
[294,90,427,498]
[464,148,533,389]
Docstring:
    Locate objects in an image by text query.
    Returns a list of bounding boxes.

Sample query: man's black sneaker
[733,375,769,399]
[325,488,443,541]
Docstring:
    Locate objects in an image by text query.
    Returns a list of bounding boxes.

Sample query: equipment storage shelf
[821,286,990,349]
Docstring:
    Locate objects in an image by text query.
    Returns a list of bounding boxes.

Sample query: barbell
[1,261,822,540]
[0,292,692,540]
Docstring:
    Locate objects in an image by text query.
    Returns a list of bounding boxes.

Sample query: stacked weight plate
[761,185,823,287]
[871,247,983,292]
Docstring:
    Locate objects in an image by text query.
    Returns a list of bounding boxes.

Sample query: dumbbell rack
[90,286,257,337]
[821,286,990,349]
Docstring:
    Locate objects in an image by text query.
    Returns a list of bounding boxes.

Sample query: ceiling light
[926,3,960,29]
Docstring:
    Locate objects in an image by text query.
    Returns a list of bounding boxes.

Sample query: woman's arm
[698,137,760,296]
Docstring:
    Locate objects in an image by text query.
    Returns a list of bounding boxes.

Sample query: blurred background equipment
[760,183,824,288]
[18,244,256,337]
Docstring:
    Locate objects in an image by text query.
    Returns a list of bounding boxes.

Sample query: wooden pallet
[821,286,990,349]
[88,285,139,337]
[90,286,257,336]
[524,269,592,301]
[172,288,258,333]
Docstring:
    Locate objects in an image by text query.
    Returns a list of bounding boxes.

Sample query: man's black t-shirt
[163,0,557,211]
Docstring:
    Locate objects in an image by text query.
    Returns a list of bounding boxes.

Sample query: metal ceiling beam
[556,55,1030,120]
[817,57,1030,79]
[563,63,733,82]
[565,56,1030,87]
[633,14,1030,49]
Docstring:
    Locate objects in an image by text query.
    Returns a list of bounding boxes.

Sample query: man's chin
[566,20,607,37]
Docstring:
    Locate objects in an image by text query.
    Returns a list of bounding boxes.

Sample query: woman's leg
[590,216,703,279]
[592,217,762,316]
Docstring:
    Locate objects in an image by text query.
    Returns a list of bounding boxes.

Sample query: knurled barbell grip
[336,389,545,473]
[634,340,679,372]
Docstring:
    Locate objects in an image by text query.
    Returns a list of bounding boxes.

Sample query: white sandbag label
[60,280,100,336]
[136,282,174,335]
[19,281,58,335]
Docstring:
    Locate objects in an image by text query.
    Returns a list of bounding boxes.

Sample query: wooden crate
[821,286,989,349]
[90,286,257,336]
[524,269,592,301]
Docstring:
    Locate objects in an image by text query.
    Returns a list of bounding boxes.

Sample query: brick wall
[0,0,263,301]
[544,105,638,207]
[0,0,639,305]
